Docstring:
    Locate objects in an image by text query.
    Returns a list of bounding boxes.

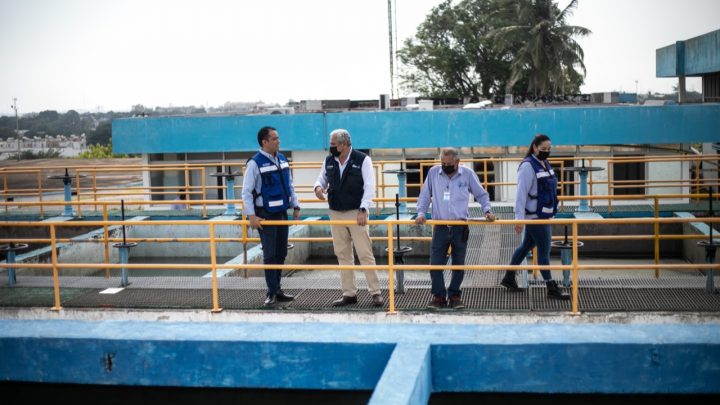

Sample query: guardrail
[2,155,719,212]
[2,214,719,315]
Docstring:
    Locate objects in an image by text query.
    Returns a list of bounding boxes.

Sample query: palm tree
[489,0,591,96]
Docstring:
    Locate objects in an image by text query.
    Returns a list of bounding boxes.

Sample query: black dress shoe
[264,294,277,307]
[501,275,523,292]
[276,291,295,302]
[332,295,358,306]
[546,280,570,300]
[371,294,384,307]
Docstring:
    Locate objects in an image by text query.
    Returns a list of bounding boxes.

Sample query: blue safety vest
[522,156,558,219]
[250,152,292,213]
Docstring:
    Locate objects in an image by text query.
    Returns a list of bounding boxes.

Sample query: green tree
[87,121,111,146]
[398,0,512,99]
[489,0,591,95]
[399,0,590,98]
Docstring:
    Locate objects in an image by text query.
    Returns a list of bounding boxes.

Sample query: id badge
[443,190,451,201]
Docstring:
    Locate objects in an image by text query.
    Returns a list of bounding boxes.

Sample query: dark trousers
[507,223,552,281]
[256,207,289,296]
[429,225,469,298]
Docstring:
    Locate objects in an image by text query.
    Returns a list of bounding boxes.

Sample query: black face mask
[329,146,340,157]
[442,164,456,175]
[537,151,550,161]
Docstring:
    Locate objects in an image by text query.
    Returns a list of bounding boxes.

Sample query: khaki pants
[329,209,381,297]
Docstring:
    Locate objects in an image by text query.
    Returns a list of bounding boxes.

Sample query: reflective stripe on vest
[250,152,291,213]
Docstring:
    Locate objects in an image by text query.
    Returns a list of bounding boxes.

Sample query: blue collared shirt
[416,165,492,220]
[241,149,299,216]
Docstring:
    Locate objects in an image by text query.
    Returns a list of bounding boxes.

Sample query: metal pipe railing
[2,216,720,315]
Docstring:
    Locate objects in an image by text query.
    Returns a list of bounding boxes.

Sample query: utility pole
[11,98,20,160]
[387,0,395,100]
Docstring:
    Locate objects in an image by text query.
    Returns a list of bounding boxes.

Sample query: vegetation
[399,0,591,98]
[5,149,62,160]
[77,140,128,159]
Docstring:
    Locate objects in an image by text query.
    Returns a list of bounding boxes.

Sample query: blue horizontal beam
[112,104,720,153]
[2,320,720,396]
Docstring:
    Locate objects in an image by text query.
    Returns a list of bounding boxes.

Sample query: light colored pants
[329,209,381,297]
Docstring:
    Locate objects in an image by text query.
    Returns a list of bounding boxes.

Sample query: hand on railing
[249,214,263,230]
[515,224,524,234]
[415,213,426,225]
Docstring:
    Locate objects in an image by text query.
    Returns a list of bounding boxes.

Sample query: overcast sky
[1,0,718,114]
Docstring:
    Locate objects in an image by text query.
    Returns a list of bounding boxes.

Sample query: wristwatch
[293,206,301,211]
[359,207,367,213]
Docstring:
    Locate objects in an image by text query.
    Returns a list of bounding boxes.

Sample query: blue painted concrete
[369,343,432,405]
[657,29,720,77]
[1,320,719,396]
[113,104,720,153]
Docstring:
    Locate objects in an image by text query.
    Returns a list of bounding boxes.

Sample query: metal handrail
[2,216,720,314]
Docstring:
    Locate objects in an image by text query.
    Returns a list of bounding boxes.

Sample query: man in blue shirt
[415,147,495,309]
[242,126,301,307]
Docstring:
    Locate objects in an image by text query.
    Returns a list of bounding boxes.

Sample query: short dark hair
[257,126,277,147]
[525,134,551,158]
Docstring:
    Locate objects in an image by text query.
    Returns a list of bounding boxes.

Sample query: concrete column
[678,76,687,103]
[368,344,432,405]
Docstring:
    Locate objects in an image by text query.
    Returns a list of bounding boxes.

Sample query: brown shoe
[371,294,384,307]
[449,295,465,309]
[427,295,447,310]
[332,295,358,306]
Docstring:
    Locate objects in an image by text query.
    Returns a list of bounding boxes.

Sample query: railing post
[607,161,613,214]
[75,170,82,218]
[654,196,660,279]
[209,223,223,313]
[380,162,386,210]
[103,204,110,278]
[242,213,248,278]
[3,174,8,213]
[92,171,98,212]
[50,224,62,311]
[483,160,488,190]
[387,222,396,314]
[571,222,579,315]
[201,166,208,219]
[184,164,190,203]
[37,171,44,218]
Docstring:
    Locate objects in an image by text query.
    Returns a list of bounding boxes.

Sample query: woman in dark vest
[501,134,569,300]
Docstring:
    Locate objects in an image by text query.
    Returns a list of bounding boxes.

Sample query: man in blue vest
[314,129,383,307]
[242,126,301,307]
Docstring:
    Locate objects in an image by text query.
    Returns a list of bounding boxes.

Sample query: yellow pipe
[93,172,97,212]
[76,171,83,218]
[50,225,62,311]
[387,222,396,314]
[6,233,720,245]
[7,262,720,271]
[571,222,579,315]
[209,223,222,313]
[201,166,207,217]
[103,204,110,278]
[654,197,660,278]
